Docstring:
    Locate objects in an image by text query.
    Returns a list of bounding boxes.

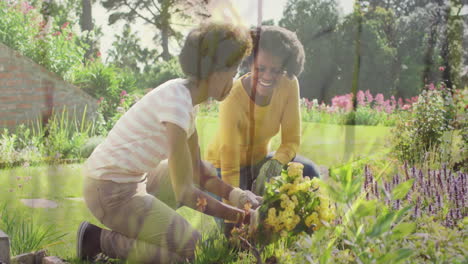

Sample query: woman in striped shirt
[77,22,261,263]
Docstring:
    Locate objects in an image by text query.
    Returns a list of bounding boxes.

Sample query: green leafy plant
[0,0,85,80]
[72,60,137,128]
[0,204,67,255]
[281,163,417,264]
[137,57,184,90]
[191,231,238,264]
[42,106,102,161]
[391,86,454,164]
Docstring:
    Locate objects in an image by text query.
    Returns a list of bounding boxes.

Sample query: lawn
[0,120,392,259]
[197,117,393,166]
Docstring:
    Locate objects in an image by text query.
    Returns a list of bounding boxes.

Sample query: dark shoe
[77,221,102,260]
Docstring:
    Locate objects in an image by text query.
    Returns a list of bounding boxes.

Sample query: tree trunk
[161,25,171,61]
[80,0,94,31]
[160,1,172,61]
[422,21,438,89]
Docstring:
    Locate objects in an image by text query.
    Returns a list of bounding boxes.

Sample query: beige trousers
[83,160,201,263]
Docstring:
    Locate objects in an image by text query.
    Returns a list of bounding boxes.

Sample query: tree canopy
[279,0,465,102]
[101,0,209,60]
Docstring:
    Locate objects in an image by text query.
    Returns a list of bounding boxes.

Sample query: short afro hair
[241,26,305,78]
[179,22,252,80]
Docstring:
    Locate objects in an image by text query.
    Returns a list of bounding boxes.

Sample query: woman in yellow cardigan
[206,25,320,196]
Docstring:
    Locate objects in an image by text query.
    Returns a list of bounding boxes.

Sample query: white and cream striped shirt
[85,79,196,183]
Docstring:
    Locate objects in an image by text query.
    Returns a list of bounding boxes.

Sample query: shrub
[41,107,96,160]
[79,136,105,159]
[137,57,183,90]
[0,0,85,80]
[391,86,454,164]
[71,60,137,127]
[0,107,98,166]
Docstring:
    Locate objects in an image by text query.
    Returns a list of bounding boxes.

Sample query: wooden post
[0,229,10,264]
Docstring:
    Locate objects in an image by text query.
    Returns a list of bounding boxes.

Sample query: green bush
[71,60,137,127]
[79,136,105,158]
[391,87,454,164]
[0,108,98,166]
[0,0,85,80]
[137,57,183,90]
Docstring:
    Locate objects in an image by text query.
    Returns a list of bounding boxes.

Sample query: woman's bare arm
[165,122,245,222]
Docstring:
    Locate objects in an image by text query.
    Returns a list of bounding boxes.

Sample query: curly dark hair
[241,26,305,78]
[179,22,252,80]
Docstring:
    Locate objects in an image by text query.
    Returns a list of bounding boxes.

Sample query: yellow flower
[287,162,304,178]
[291,195,299,206]
[305,212,320,228]
[196,197,207,212]
[311,177,321,189]
[287,186,299,196]
[279,183,293,193]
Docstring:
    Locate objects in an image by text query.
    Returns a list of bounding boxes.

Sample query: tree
[107,23,157,73]
[101,0,209,61]
[280,0,341,101]
[367,0,435,17]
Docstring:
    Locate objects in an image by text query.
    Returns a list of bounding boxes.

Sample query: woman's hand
[253,159,283,195]
[229,188,263,209]
[243,208,260,235]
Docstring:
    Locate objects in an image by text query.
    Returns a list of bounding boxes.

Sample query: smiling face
[250,50,284,97]
[207,67,238,101]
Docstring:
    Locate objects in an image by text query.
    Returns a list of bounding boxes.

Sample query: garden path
[20,198,58,208]
[20,198,83,208]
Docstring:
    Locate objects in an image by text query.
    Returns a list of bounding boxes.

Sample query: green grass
[0,164,217,259]
[197,117,392,167]
[0,120,392,259]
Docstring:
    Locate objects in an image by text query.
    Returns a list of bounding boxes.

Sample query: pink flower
[120,90,127,97]
[365,90,373,104]
[38,20,47,29]
[374,93,385,111]
[52,31,61,36]
[20,1,33,14]
[331,93,353,112]
[383,100,394,113]
[427,83,436,90]
[120,98,125,105]
[439,66,445,72]
[357,90,366,106]
[96,51,102,57]
[306,99,313,110]
[398,98,404,108]
[402,104,411,110]
[61,22,70,29]
[97,97,104,104]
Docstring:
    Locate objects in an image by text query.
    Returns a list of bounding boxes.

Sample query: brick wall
[0,43,98,132]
